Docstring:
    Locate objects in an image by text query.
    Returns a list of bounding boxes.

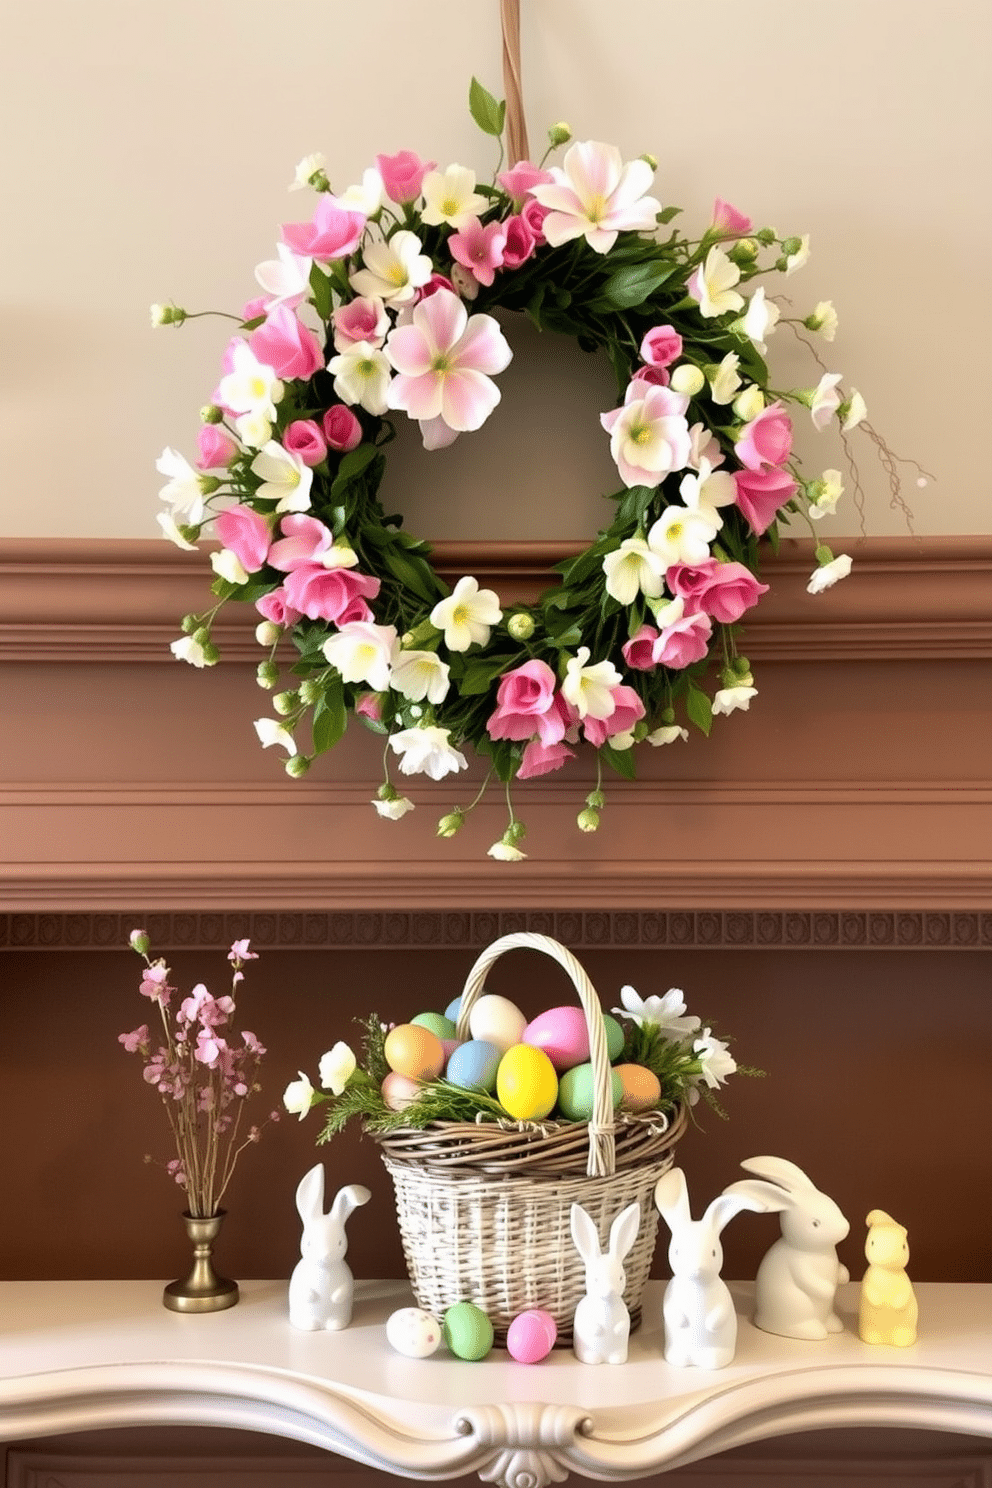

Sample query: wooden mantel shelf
[1,1280,990,1484]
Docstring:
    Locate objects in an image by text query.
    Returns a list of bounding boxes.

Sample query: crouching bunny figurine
[654,1167,790,1369]
[570,1200,641,1364]
[725,1155,850,1340]
[288,1164,371,1331]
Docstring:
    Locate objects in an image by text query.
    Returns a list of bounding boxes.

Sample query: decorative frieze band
[3,909,989,952]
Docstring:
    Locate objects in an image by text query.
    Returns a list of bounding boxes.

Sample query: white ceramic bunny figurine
[570,1200,641,1364]
[288,1164,371,1331]
[725,1155,850,1340]
[654,1166,789,1369]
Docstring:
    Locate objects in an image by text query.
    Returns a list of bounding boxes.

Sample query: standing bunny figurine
[725,1155,850,1340]
[288,1164,371,1331]
[654,1166,789,1369]
[859,1209,918,1347]
[570,1200,641,1364]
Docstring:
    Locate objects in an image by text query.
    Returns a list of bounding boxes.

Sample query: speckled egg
[386,1306,442,1358]
[468,993,528,1053]
[556,1061,623,1122]
[445,1039,501,1093]
[443,1302,494,1360]
[615,1063,662,1113]
[383,1023,445,1081]
[381,1070,422,1111]
[506,1309,558,1363]
[496,1043,558,1121]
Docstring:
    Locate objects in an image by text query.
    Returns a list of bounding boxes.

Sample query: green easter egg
[411,1011,458,1040]
[443,1301,494,1360]
[557,1062,623,1121]
[604,1014,625,1061]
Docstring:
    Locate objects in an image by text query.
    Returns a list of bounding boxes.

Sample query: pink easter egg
[506,1308,558,1363]
[381,1070,421,1111]
[522,1006,590,1072]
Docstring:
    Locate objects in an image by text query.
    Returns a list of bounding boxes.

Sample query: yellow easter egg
[384,1023,445,1081]
[496,1043,558,1121]
[616,1063,662,1113]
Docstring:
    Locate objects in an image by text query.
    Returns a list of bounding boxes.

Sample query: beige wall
[1,0,988,540]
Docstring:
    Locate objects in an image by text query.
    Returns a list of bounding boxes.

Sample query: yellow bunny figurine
[858,1209,918,1346]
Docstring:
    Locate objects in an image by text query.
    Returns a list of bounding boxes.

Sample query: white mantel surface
[1,1280,990,1484]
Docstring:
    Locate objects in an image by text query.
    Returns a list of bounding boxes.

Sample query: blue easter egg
[444,995,463,1025]
[445,1039,501,1093]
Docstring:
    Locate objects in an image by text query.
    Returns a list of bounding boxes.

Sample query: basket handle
[455,932,616,1179]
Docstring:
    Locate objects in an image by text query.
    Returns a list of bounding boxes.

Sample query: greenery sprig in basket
[155,77,912,858]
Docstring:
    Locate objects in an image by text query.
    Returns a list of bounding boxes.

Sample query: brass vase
[163,1209,240,1313]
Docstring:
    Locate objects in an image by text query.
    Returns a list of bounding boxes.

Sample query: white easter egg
[386,1306,443,1358]
[468,993,527,1053]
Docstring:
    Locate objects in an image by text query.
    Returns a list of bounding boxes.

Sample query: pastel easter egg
[603,1014,626,1062]
[468,993,528,1053]
[522,1006,590,1072]
[381,1071,422,1111]
[556,1061,622,1122]
[384,1023,445,1081]
[444,996,462,1025]
[386,1306,442,1358]
[443,1301,494,1361]
[445,1039,501,1093]
[496,1043,558,1122]
[616,1063,662,1113]
[506,1308,557,1363]
[411,1011,458,1042]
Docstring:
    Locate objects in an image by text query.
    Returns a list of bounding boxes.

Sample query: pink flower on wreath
[282,564,380,624]
[196,425,237,471]
[734,400,793,472]
[355,691,384,723]
[322,404,363,452]
[653,606,713,669]
[268,513,337,572]
[640,325,683,368]
[281,196,365,260]
[521,197,550,244]
[448,217,508,287]
[376,150,435,204]
[332,295,390,351]
[600,382,691,489]
[414,272,457,304]
[710,198,753,237]
[255,589,304,628]
[629,364,669,391]
[622,623,661,671]
[579,685,645,747]
[241,295,268,323]
[487,659,568,745]
[667,559,769,623]
[215,503,271,573]
[516,738,575,780]
[497,161,554,206]
[283,420,327,467]
[733,466,798,536]
[248,306,323,382]
[500,214,537,268]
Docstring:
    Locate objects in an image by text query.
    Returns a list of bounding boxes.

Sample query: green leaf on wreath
[657,205,682,224]
[382,547,444,605]
[685,681,713,736]
[468,77,506,138]
[459,653,515,696]
[309,263,333,321]
[597,261,675,311]
[311,677,347,755]
[601,741,638,780]
[330,443,379,499]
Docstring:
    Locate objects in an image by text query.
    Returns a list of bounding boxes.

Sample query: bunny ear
[714,1180,792,1232]
[654,1167,690,1229]
[329,1183,372,1228]
[608,1202,641,1263]
[740,1154,816,1194]
[295,1163,325,1222]
[570,1202,601,1264]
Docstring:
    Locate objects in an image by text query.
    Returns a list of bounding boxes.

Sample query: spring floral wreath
[156,79,887,861]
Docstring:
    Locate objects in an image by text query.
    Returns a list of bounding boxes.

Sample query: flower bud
[755,226,776,246]
[732,385,765,421]
[548,121,572,146]
[640,152,658,170]
[728,237,759,264]
[436,810,465,838]
[272,690,298,716]
[128,929,150,955]
[201,642,220,666]
[781,235,803,258]
[585,788,606,810]
[576,807,600,833]
[506,819,527,843]
[284,754,311,778]
[298,679,322,706]
[192,626,211,646]
[255,620,281,647]
[180,613,199,635]
[507,611,535,641]
[669,363,705,396]
[197,474,222,496]
[200,403,225,425]
[734,655,752,677]
[150,303,186,327]
[256,660,279,689]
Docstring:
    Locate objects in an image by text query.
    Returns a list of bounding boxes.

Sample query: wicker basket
[375,932,687,1345]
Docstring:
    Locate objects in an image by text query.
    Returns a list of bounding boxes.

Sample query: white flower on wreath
[322,621,398,692]
[561,647,621,720]
[808,372,843,431]
[319,1041,357,1095]
[488,839,527,862]
[740,286,780,353]
[254,242,313,311]
[686,246,744,319]
[712,684,758,715]
[807,554,853,593]
[613,984,701,1039]
[283,1071,316,1120]
[840,389,868,431]
[647,723,689,745]
[693,1027,737,1089]
[785,234,810,275]
[529,140,661,254]
[327,340,393,416]
[254,717,297,755]
[390,649,451,705]
[707,352,742,406]
[430,575,503,652]
[349,229,433,305]
[372,793,415,820]
[389,726,468,781]
[647,503,720,567]
[679,458,736,527]
[217,341,283,421]
[602,537,666,606]
[250,441,314,513]
[170,634,209,667]
[808,469,844,521]
[290,152,326,190]
[420,164,488,229]
[335,167,384,216]
[156,447,206,525]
